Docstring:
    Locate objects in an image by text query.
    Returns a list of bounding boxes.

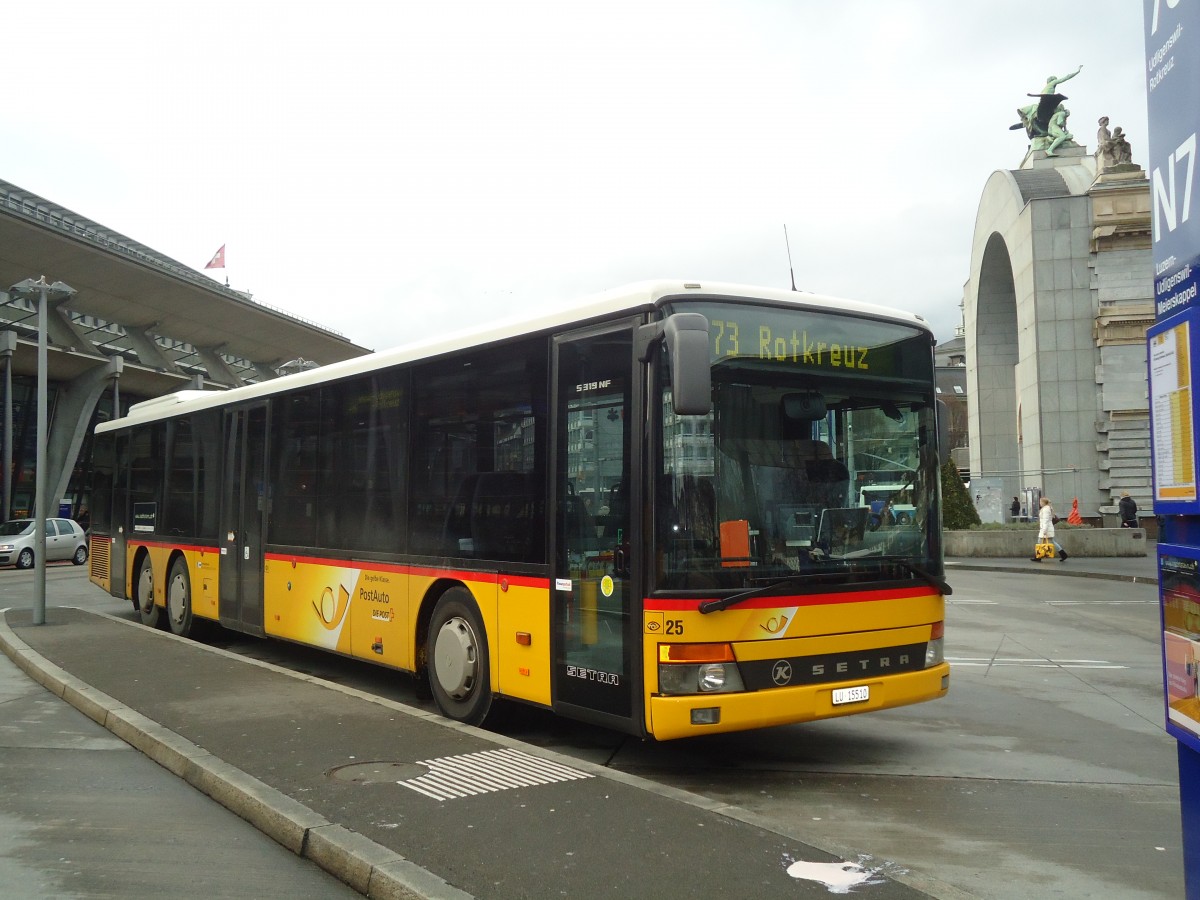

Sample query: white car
[0,518,89,569]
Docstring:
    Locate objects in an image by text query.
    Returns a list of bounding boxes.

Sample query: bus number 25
[666,619,684,635]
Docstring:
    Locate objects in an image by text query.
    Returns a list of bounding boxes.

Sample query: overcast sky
[5,1,1148,351]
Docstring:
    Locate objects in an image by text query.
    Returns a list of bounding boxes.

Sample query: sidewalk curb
[946,560,1158,585]
[0,612,472,900]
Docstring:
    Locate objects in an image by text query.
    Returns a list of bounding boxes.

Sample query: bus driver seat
[792,439,850,508]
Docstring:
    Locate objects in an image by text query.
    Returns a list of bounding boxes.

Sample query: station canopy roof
[0,177,370,398]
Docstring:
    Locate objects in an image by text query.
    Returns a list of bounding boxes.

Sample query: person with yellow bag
[1031,496,1068,562]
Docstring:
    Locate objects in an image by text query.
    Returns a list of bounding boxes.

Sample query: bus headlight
[659,661,746,694]
[699,662,742,692]
[925,621,945,667]
[658,644,746,694]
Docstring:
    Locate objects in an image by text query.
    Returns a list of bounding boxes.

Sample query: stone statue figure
[1095,116,1136,172]
[1096,116,1116,171]
[1110,127,1133,166]
[1012,65,1083,140]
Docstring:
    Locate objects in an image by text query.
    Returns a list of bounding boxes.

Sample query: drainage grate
[396,747,593,801]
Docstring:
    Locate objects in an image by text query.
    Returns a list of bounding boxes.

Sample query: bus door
[219,403,268,635]
[552,323,637,729]
[110,433,129,599]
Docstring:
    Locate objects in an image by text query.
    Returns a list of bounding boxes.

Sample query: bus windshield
[654,300,939,592]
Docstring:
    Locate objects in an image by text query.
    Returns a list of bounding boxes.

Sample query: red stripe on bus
[128,540,215,555]
[263,553,548,590]
[265,552,411,573]
[407,566,548,590]
[645,585,934,611]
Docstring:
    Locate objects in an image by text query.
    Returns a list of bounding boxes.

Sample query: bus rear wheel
[166,557,194,638]
[136,556,160,628]
[428,588,492,726]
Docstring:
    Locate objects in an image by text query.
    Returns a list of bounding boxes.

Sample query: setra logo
[771,660,793,686]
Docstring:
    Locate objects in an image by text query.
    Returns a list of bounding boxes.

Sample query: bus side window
[470,472,536,561]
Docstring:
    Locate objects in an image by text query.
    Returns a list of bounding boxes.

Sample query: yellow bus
[87,280,949,740]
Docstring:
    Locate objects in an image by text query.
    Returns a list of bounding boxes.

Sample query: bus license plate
[832,685,870,705]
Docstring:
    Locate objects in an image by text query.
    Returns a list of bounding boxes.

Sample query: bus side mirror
[637,313,711,415]
[664,314,711,415]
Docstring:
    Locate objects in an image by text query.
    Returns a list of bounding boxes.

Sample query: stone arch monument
[963,76,1153,522]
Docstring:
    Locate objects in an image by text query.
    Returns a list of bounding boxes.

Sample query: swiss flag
[204,245,226,269]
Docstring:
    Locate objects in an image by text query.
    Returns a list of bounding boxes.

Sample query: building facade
[0,178,370,523]
[962,142,1152,524]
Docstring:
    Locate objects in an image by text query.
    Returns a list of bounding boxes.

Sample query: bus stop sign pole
[1145,0,1200,891]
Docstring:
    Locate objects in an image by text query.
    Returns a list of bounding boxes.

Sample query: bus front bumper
[647,663,950,741]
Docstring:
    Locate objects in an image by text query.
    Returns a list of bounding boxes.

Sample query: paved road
[0,554,1184,898]
[601,565,1179,899]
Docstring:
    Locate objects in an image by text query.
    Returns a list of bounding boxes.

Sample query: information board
[1150,308,1200,513]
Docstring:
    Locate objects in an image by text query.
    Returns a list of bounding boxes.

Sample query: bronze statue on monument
[1010,66,1083,155]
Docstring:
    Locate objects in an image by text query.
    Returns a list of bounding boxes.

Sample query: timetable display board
[1161,545,1200,752]
[1149,308,1200,515]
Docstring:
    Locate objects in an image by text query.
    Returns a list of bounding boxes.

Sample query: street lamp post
[0,331,16,522]
[9,276,76,625]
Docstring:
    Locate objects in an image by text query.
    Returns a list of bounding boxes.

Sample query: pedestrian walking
[1031,497,1068,562]
[1119,491,1138,528]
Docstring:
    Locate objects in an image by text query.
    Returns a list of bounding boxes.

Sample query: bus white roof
[101,280,930,432]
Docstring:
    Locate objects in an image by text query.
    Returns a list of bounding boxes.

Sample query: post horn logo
[313,584,351,630]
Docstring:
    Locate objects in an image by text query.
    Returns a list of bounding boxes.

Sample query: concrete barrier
[945,527,1147,558]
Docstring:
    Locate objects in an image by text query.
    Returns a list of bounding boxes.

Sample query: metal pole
[33,279,47,625]
[3,345,11,523]
[8,278,72,625]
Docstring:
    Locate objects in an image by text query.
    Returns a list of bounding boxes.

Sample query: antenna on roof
[783,224,798,292]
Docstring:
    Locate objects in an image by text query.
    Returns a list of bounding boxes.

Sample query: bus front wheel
[428,588,492,726]
[136,556,160,628]
[166,557,194,638]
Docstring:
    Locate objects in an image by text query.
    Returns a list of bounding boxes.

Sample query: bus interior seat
[441,475,476,553]
[470,472,536,559]
[442,472,538,560]
[559,481,590,534]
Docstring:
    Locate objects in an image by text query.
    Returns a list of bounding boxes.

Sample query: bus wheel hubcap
[139,570,153,612]
[434,617,477,699]
[169,575,186,625]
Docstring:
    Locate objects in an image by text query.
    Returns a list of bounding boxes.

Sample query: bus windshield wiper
[697,572,848,614]
[697,559,952,614]
[870,556,952,595]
